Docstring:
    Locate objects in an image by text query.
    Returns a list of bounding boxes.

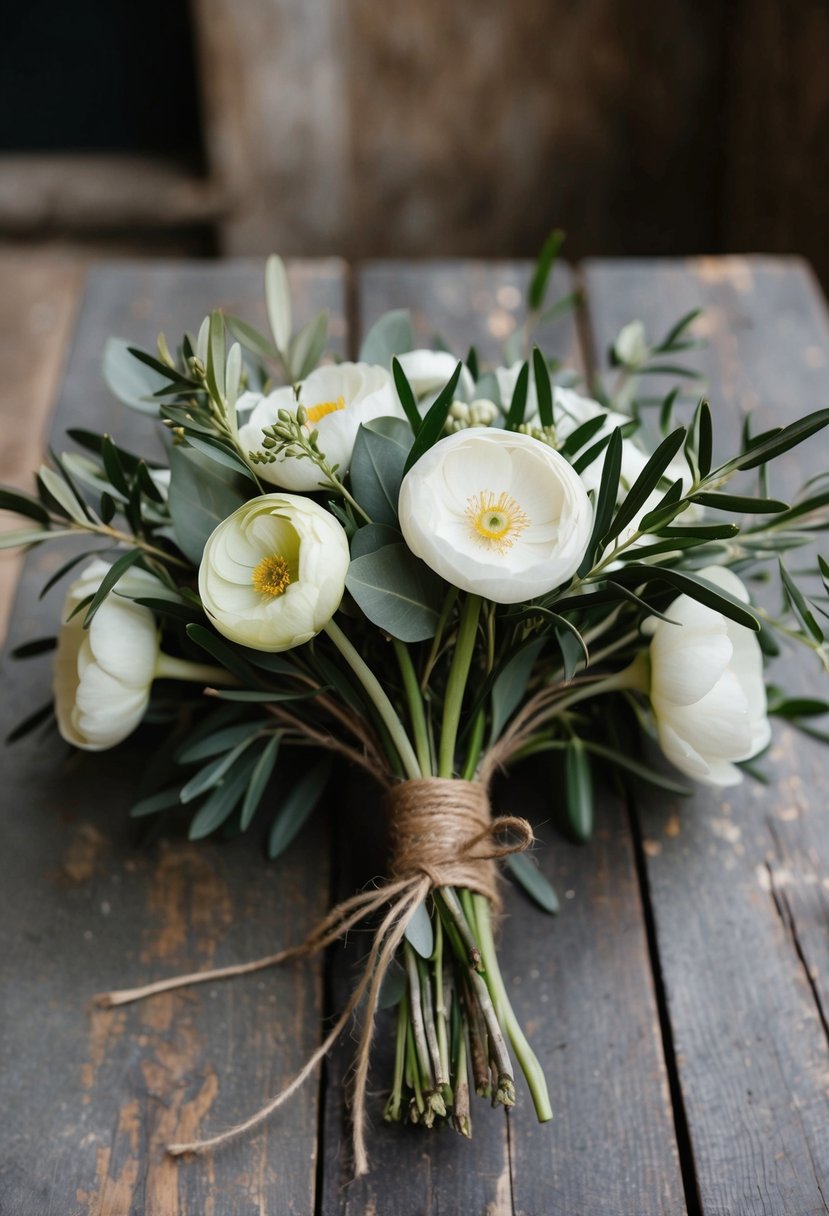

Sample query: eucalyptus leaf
[359,309,414,367]
[349,417,411,526]
[168,443,247,563]
[346,543,445,642]
[404,900,434,959]
[350,523,402,559]
[489,638,545,743]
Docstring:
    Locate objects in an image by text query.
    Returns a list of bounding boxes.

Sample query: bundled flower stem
[5,250,829,1174]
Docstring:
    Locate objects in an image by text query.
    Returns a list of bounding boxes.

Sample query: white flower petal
[52,561,160,751]
[199,493,350,651]
[399,429,592,603]
[648,567,770,787]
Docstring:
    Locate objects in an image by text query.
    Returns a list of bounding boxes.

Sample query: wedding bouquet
[4,248,829,1176]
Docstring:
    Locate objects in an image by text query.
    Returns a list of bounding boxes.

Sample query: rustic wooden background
[1,255,827,1214]
[1,1,828,284]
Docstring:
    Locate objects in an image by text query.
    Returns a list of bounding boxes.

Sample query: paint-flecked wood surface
[0,260,346,1215]
[583,257,829,1215]
[3,257,829,1215]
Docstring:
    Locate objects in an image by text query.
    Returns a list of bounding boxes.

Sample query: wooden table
[2,257,828,1216]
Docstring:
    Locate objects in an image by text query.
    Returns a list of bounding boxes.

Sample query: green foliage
[168,444,247,564]
[350,418,412,526]
[359,310,414,367]
[346,543,445,642]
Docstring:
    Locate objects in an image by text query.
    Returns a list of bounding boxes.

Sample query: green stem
[384,998,408,1122]
[324,618,421,780]
[84,524,191,570]
[154,654,237,685]
[472,893,552,1122]
[547,653,649,719]
[394,640,432,776]
[433,917,451,1092]
[438,594,482,777]
[405,1019,425,1117]
[404,943,434,1090]
[421,585,459,691]
[461,710,486,781]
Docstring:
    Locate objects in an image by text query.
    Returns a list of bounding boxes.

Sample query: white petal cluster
[53,559,162,751]
[397,350,475,404]
[237,362,402,491]
[199,493,350,651]
[647,566,770,786]
[552,386,694,547]
[398,428,593,603]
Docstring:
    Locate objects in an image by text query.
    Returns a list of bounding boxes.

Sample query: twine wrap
[388,777,531,913]
[94,778,533,1177]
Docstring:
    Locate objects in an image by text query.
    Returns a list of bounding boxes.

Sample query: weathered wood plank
[583,256,829,1215]
[0,248,85,644]
[318,261,686,1214]
[0,260,347,1215]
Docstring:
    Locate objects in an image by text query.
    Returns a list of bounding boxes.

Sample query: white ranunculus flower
[646,566,770,786]
[398,428,593,603]
[237,362,401,491]
[397,350,475,404]
[54,559,164,751]
[199,494,350,651]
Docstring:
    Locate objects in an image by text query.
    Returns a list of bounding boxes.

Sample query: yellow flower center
[305,396,346,425]
[466,490,529,552]
[251,554,292,598]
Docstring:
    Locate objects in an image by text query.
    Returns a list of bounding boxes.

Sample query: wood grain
[582,256,829,1215]
[0,260,347,1215]
[315,261,686,1214]
[0,249,85,644]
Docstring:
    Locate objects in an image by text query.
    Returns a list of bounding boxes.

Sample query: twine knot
[92,777,534,1177]
[388,778,533,912]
